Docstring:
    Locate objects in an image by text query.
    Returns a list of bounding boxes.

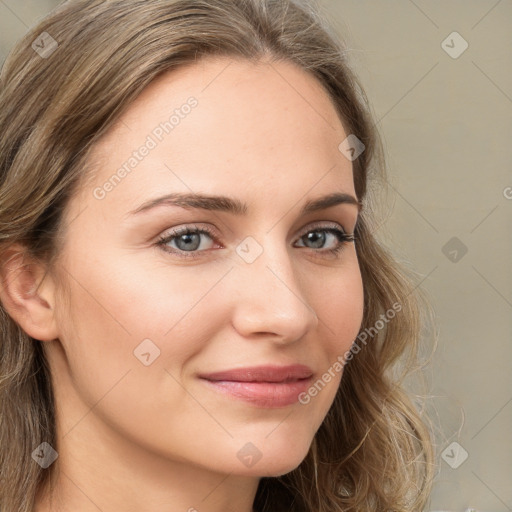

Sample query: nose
[229,242,318,343]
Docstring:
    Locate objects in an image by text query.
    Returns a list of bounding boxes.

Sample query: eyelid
[158,220,350,243]
[295,220,349,237]
[158,223,219,240]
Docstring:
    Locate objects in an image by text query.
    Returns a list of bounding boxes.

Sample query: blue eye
[295,227,355,256]
[156,224,356,259]
[157,226,216,255]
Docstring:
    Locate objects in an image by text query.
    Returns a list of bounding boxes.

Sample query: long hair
[0,1,436,510]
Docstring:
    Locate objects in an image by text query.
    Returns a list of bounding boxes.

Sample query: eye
[156,222,356,260]
[156,225,218,257]
[294,224,355,257]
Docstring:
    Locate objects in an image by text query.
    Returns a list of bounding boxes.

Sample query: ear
[0,244,59,341]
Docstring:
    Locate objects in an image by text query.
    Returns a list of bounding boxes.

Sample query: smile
[199,364,314,408]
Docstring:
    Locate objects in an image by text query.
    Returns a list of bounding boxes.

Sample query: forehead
[76,56,354,220]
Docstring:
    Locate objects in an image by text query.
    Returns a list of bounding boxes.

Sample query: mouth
[198,364,313,408]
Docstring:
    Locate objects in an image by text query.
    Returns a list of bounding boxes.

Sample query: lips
[199,364,314,408]
[199,364,313,383]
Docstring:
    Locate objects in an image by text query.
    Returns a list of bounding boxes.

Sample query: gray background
[1,1,511,510]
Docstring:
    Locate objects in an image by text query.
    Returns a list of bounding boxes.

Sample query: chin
[241,455,308,478]
[228,437,312,478]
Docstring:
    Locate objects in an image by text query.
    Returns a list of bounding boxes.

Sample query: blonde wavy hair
[0,0,437,510]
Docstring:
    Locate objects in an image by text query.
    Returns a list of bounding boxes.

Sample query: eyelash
[155,223,356,260]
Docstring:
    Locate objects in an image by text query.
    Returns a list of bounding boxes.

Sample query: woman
[0,0,436,510]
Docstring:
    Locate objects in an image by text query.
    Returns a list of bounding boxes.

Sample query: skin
[1,56,364,511]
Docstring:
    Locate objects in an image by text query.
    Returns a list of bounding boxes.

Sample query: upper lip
[199,364,313,383]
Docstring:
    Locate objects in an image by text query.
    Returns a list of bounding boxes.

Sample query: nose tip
[230,261,318,343]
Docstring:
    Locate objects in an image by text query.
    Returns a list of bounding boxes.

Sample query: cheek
[307,256,364,355]
[52,257,226,446]
[55,252,229,385]
[289,255,363,416]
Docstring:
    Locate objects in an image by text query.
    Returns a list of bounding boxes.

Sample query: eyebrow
[128,191,362,217]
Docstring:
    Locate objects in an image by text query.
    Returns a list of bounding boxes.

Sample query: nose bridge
[231,235,318,339]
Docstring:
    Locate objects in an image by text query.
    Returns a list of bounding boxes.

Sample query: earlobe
[0,244,59,342]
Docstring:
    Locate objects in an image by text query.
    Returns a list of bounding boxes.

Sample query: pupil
[306,231,325,248]
[177,233,200,251]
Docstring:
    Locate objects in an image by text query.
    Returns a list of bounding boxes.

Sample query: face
[49,56,364,478]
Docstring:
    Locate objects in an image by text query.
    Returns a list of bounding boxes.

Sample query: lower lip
[200,378,312,408]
